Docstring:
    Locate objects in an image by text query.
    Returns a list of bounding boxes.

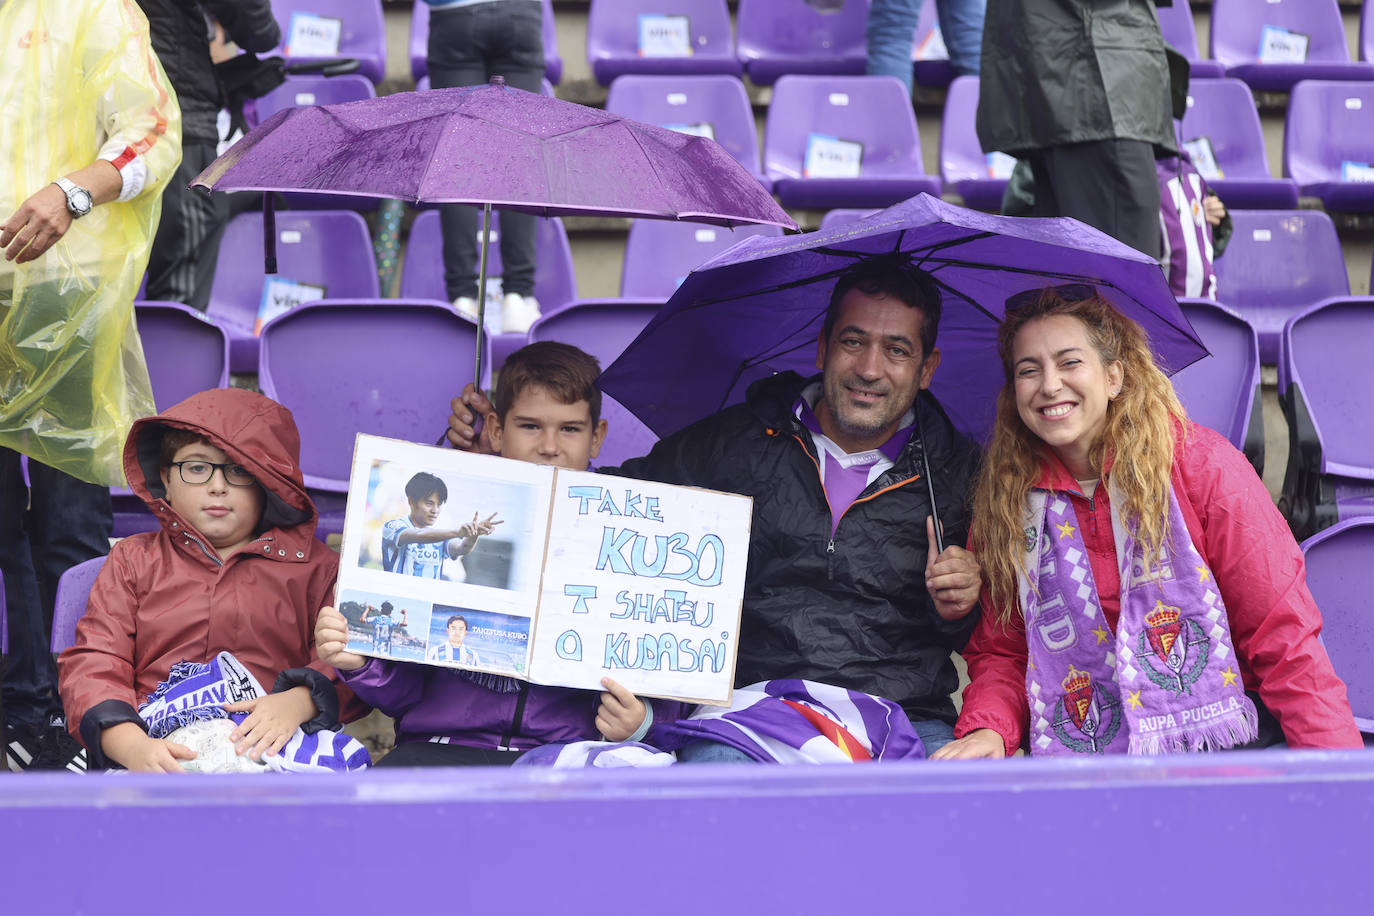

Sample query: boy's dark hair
[158,428,210,467]
[823,257,943,356]
[405,471,447,504]
[380,601,393,615]
[492,341,603,425]
[447,614,468,631]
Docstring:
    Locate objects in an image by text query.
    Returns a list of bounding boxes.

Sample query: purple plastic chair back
[528,299,663,469]
[409,0,562,84]
[1156,0,1225,78]
[1179,78,1299,209]
[938,76,1009,211]
[134,301,231,411]
[1364,1,1373,63]
[736,0,870,86]
[587,0,741,86]
[1210,0,1374,91]
[605,74,767,186]
[1170,299,1263,468]
[620,220,782,298]
[207,210,380,373]
[265,0,387,84]
[1211,210,1349,362]
[818,208,879,229]
[764,74,941,209]
[1280,297,1374,482]
[51,556,106,653]
[258,300,488,496]
[255,73,376,120]
[1301,518,1374,730]
[910,0,955,88]
[1284,81,1374,213]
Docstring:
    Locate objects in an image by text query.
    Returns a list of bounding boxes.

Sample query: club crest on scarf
[1052,665,1122,754]
[1138,600,1210,694]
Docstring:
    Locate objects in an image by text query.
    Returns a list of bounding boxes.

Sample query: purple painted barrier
[2,751,1371,913]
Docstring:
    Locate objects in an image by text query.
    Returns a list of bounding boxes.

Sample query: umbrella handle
[913,406,945,554]
[472,202,492,397]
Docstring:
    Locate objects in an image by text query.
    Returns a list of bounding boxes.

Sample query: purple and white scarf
[1021,482,1258,755]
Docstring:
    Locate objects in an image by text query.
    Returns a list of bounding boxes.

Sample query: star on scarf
[1196,565,1211,583]
[1221,665,1238,688]
[1057,521,1076,540]
[1092,626,1109,645]
[1127,690,1142,709]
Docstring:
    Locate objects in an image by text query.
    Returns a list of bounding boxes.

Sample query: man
[1,0,181,769]
[449,259,982,757]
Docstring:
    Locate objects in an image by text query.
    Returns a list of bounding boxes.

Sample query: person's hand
[926,516,981,621]
[447,384,496,453]
[101,721,196,773]
[315,605,366,671]
[225,686,315,760]
[1,184,73,263]
[458,511,503,539]
[596,677,647,742]
[1203,194,1226,227]
[929,728,1007,760]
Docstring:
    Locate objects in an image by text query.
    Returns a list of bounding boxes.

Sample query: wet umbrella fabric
[597,193,1206,449]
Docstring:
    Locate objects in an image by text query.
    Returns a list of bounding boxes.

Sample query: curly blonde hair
[971,287,1188,625]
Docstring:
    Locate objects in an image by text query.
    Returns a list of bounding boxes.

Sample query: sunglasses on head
[1004,282,1099,313]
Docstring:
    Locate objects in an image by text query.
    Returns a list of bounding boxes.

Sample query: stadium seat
[1156,0,1225,79]
[257,300,489,538]
[764,74,941,209]
[528,299,664,469]
[910,0,955,89]
[1170,299,1264,473]
[1300,517,1374,733]
[818,208,879,230]
[735,0,869,86]
[1285,81,1374,213]
[1278,297,1374,539]
[51,556,105,654]
[1178,78,1300,209]
[266,0,388,85]
[1363,0,1373,63]
[207,210,380,374]
[939,76,1012,212]
[253,74,379,212]
[399,209,576,370]
[1209,0,1374,91]
[605,74,768,189]
[587,0,741,86]
[408,0,563,85]
[1210,210,1349,363]
[620,220,782,298]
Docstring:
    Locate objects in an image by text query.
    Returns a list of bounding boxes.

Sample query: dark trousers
[429,0,544,301]
[143,141,231,312]
[0,450,111,727]
[1028,139,1162,259]
[376,740,526,767]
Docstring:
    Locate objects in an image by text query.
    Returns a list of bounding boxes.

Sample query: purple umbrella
[192,78,795,382]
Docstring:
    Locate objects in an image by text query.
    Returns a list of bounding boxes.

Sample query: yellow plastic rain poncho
[1,0,182,485]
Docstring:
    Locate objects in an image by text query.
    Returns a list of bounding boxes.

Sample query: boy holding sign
[316,343,675,766]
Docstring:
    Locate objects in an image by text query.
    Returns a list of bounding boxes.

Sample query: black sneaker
[4,722,45,772]
[32,717,88,773]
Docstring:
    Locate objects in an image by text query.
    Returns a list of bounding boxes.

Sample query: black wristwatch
[54,177,93,218]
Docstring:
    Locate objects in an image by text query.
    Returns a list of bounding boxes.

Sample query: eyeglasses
[169,460,257,487]
[1004,283,1098,313]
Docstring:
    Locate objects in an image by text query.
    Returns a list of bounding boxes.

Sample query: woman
[934,285,1359,758]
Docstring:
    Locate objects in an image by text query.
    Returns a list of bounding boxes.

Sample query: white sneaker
[453,296,480,323]
[501,293,541,334]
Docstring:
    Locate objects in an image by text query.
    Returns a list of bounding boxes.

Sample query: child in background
[58,388,363,772]
[382,471,501,580]
[316,342,678,766]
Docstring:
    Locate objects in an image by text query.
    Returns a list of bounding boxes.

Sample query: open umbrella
[598,194,1207,543]
[192,77,796,382]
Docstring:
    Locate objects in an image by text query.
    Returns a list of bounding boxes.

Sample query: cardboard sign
[1183,137,1224,181]
[638,14,692,58]
[1257,25,1308,63]
[285,12,343,57]
[985,151,1017,180]
[663,121,716,140]
[256,276,325,334]
[1340,161,1374,183]
[804,133,863,178]
[336,435,751,705]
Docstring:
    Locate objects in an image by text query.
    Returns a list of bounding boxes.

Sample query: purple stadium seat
[939,76,1011,212]
[399,208,576,370]
[207,210,380,374]
[51,556,105,654]
[620,220,782,298]
[1285,81,1374,213]
[528,299,663,469]
[605,74,768,189]
[1278,297,1374,537]
[1301,517,1374,732]
[1210,0,1374,91]
[415,75,555,95]
[1364,1,1373,63]
[1179,78,1299,209]
[764,75,941,209]
[818,208,879,230]
[1211,209,1349,363]
[587,0,741,86]
[266,0,387,85]
[1156,0,1225,79]
[735,0,869,86]
[1170,299,1264,472]
[409,0,562,85]
[258,299,489,537]
[910,0,955,89]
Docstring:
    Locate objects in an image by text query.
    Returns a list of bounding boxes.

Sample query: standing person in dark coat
[977,0,1174,258]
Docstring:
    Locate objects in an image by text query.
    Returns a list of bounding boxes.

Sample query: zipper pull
[827,538,836,554]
